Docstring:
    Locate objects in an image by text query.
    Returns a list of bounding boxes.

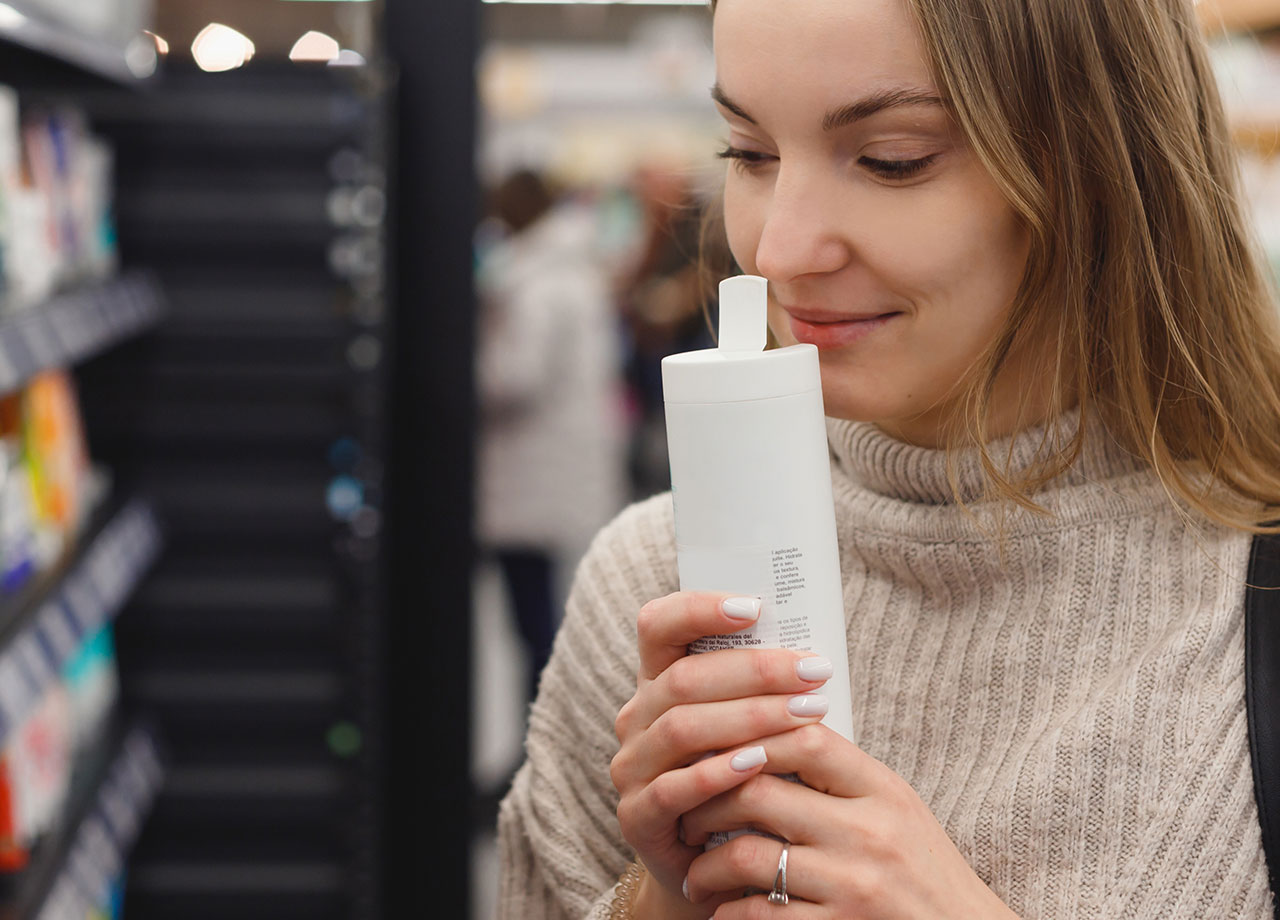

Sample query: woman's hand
[679,724,1021,919]
[609,591,835,917]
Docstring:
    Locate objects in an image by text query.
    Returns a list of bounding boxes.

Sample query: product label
[681,543,817,655]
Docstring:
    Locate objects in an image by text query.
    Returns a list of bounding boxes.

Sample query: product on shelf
[0,431,38,595]
[63,626,120,759]
[0,85,119,315]
[24,371,91,547]
[0,87,16,306]
[0,624,120,874]
[7,684,72,857]
[0,370,95,596]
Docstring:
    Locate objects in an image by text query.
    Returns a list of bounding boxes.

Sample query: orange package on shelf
[23,370,89,538]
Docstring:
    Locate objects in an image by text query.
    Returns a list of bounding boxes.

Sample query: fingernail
[682,876,691,900]
[788,693,829,717]
[722,596,761,621]
[795,656,833,682]
[730,745,767,771]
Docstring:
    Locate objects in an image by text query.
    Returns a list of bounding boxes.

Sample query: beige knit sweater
[497,413,1274,919]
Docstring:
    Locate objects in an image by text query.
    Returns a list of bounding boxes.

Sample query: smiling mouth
[783,310,902,349]
[782,305,902,323]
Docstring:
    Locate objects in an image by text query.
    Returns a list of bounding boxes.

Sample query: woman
[498,0,1280,916]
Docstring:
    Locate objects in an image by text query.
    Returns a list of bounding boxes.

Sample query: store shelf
[1199,0,1280,33]
[0,273,164,397]
[0,498,161,752]
[14,722,164,920]
[0,4,154,87]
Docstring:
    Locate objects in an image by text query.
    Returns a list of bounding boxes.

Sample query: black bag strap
[1246,530,1280,917]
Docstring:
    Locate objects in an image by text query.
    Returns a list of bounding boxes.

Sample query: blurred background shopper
[476,168,627,699]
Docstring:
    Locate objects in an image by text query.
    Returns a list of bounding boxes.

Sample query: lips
[783,307,891,323]
[780,306,902,350]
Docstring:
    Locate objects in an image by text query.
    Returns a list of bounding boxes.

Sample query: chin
[818,389,886,424]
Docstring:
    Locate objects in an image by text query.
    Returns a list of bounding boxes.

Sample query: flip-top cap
[718,275,768,352]
[661,274,820,404]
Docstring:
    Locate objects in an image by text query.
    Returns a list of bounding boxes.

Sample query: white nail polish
[730,745,767,771]
[796,656,833,681]
[722,596,761,620]
[682,876,691,900]
[787,693,829,717]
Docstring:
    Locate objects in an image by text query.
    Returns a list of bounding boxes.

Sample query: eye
[859,154,939,181]
[716,145,775,174]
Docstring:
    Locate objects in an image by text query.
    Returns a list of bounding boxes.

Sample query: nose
[752,165,851,284]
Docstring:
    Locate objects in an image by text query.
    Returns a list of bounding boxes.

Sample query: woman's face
[714,0,1032,446]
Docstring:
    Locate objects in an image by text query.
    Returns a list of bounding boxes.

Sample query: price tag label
[15,633,51,689]
[62,575,100,632]
[0,658,25,716]
[38,602,76,663]
[21,316,56,367]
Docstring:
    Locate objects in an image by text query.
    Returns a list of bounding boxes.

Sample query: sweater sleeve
[496,494,679,920]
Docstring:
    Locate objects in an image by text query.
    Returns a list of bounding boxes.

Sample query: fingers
[684,836,831,910]
[614,744,771,882]
[755,722,888,798]
[680,772,820,848]
[618,646,833,738]
[679,725,885,847]
[612,692,831,791]
[709,897,826,920]
[636,592,764,681]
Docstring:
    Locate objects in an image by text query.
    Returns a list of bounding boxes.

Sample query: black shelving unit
[78,64,389,920]
[0,8,169,919]
[0,273,163,395]
[3,3,478,916]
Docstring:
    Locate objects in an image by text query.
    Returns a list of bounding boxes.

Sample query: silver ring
[767,842,790,905]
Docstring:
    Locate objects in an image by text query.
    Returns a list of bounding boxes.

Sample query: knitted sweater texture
[496,414,1273,919]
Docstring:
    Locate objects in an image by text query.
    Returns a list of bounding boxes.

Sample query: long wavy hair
[705,0,1280,531]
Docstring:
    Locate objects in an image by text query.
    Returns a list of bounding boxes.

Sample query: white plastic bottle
[661,275,854,746]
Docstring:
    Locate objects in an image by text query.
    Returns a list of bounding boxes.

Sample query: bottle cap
[718,275,767,352]
[661,274,821,404]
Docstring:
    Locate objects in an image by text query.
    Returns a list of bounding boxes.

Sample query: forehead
[712,0,937,111]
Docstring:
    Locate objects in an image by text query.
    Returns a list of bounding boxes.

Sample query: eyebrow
[710,83,944,131]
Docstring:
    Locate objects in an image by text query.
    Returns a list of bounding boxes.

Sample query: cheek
[886,196,1027,329]
[935,215,1027,332]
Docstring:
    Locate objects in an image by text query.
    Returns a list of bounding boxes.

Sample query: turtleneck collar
[825,409,1143,506]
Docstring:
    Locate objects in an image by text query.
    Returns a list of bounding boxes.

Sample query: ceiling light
[290,30,341,63]
[192,23,255,74]
[144,30,170,55]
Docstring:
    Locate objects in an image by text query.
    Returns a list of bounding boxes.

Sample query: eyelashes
[860,154,938,179]
[716,145,939,181]
[716,146,773,171]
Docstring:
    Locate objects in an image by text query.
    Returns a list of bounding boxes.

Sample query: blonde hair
[707,0,1280,531]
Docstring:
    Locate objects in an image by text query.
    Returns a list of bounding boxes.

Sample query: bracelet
[607,860,646,919]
